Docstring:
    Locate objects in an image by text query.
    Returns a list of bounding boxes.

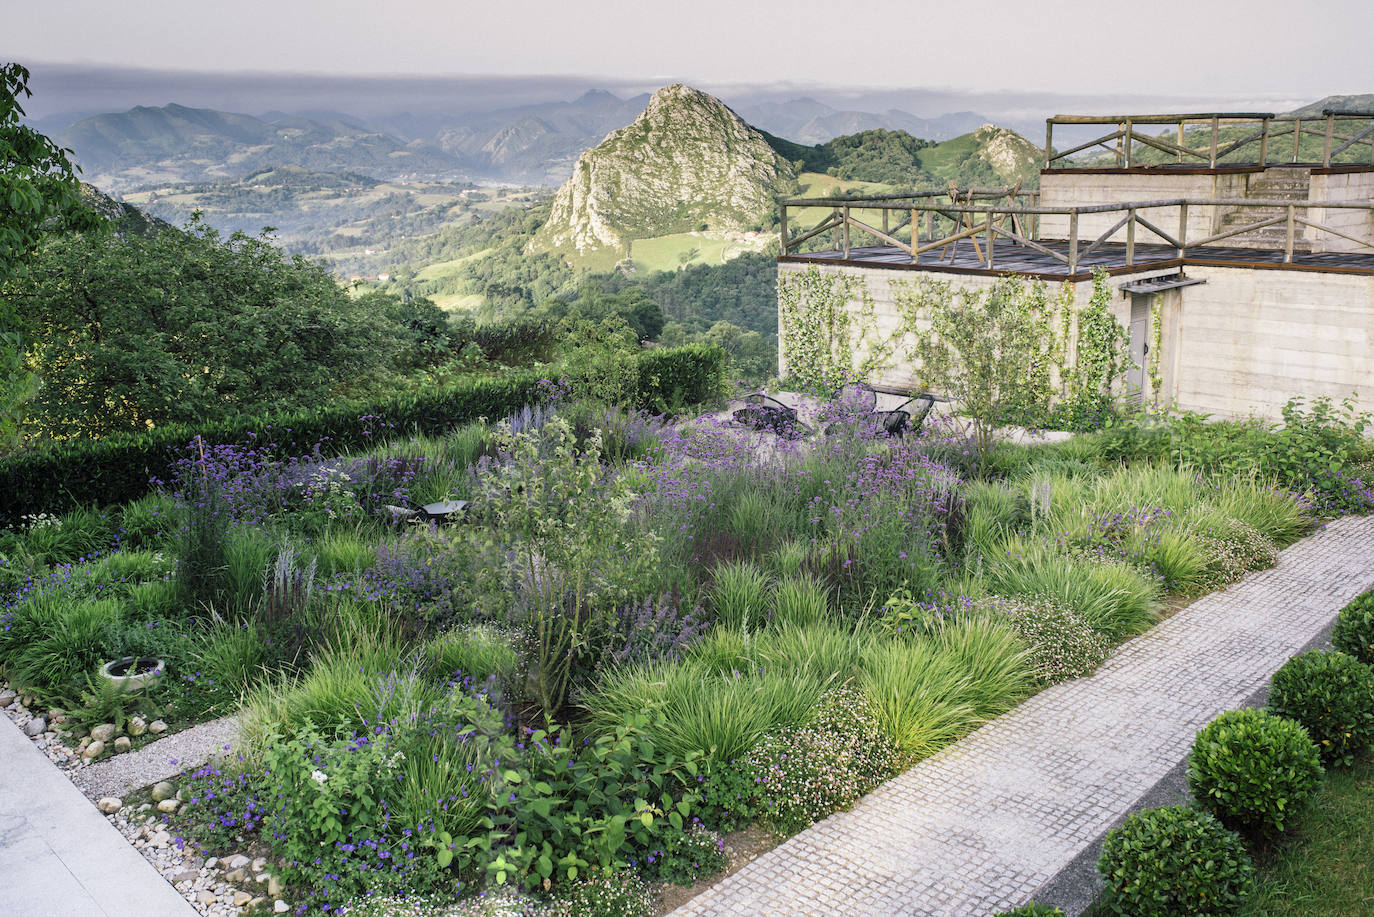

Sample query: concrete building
[776,111,1374,420]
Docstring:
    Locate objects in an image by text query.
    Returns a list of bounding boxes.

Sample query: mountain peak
[533,85,795,256]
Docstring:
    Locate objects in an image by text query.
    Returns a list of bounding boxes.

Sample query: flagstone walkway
[671,514,1374,917]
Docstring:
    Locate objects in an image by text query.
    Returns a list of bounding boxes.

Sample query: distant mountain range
[736,97,993,145]
[53,90,1011,190]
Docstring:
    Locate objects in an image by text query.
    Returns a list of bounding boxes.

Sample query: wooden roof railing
[1044,111,1374,170]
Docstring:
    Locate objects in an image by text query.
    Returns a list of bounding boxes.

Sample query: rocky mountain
[58,104,461,191]
[1286,94,1374,117]
[532,85,797,256]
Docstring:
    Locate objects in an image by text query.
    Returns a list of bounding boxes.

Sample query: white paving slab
[672,514,1374,917]
[0,711,197,916]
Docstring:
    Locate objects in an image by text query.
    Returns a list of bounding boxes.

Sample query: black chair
[734,393,811,437]
[384,498,469,524]
[889,394,937,436]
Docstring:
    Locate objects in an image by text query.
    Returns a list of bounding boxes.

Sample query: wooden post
[1177,120,1185,164]
[1177,201,1188,257]
[1284,203,1296,263]
[985,212,995,268]
[1124,119,1134,168]
[912,209,920,263]
[1068,210,1080,274]
[882,207,889,235]
[1210,117,1219,167]
[1324,114,1335,166]
[1126,207,1136,265]
[1293,119,1302,163]
[832,207,841,252]
[842,206,851,259]
[779,204,789,253]
[1044,120,1054,168]
[1259,118,1269,166]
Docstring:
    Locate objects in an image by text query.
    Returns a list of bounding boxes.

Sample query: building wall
[1038,172,1250,245]
[778,261,1374,422]
[1163,266,1374,419]
[1308,171,1374,253]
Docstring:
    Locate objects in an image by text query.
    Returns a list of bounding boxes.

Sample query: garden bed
[1,391,1370,917]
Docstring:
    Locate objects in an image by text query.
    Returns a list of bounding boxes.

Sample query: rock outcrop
[534,84,796,256]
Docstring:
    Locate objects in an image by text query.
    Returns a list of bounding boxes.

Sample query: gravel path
[671,514,1374,917]
[76,716,241,799]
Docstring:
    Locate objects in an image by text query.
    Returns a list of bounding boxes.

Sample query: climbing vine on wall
[780,265,1135,431]
[1148,295,1163,406]
[778,266,891,392]
[1059,268,1133,419]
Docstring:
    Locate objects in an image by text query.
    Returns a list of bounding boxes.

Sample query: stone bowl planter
[99,656,165,693]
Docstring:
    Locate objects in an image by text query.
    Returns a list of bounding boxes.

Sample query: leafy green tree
[7,216,450,439]
[1,63,100,447]
[908,275,1056,468]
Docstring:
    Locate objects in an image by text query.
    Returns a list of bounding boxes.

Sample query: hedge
[1,344,725,524]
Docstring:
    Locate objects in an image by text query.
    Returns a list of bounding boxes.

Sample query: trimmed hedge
[1,345,725,524]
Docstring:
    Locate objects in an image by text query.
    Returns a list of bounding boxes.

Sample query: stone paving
[671,514,1374,917]
[76,715,241,799]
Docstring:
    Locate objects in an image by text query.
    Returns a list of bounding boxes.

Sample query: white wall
[778,260,1374,422]
[1308,171,1374,253]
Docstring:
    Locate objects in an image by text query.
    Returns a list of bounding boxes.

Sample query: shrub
[1096,806,1255,916]
[1187,708,1324,835]
[601,593,707,669]
[746,684,898,835]
[0,345,726,525]
[1332,590,1374,666]
[1269,650,1374,767]
[639,822,728,886]
[995,595,1111,685]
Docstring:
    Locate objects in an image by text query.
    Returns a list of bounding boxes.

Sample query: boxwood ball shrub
[1186,708,1324,835]
[1332,590,1374,666]
[1269,649,1374,767]
[1096,806,1255,916]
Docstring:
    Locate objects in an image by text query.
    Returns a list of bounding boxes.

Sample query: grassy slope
[1241,754,1374,916]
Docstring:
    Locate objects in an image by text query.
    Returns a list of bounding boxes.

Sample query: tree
[8,216,450,439]
[906,276,1056,469]
[1,63,99,447]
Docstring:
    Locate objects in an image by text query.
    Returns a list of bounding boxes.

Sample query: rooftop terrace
[780,185,1374,279]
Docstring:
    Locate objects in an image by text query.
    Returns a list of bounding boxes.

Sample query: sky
[8,0,1372,99]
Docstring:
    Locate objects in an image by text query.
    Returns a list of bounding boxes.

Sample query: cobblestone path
[671,514,1374,917]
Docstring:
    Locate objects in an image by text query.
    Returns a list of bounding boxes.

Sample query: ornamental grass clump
[587,659,827,763]
[859,618,1030,766]
[1187,708,1324,836]
[1332,590,1374,666]
[708,560,771,630]
[1096,806,1255,917]
[985,539,1161,642]
[1269,649,1374,767]
[769,573,831,628]
[993,905,1065,917]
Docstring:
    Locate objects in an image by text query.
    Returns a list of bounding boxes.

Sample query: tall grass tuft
[858,639,975,766]
[587,659,828,762]
[986,538,1162,641]
[424,624,518,683]
[770,574,831,628]
[709,560,772,630]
